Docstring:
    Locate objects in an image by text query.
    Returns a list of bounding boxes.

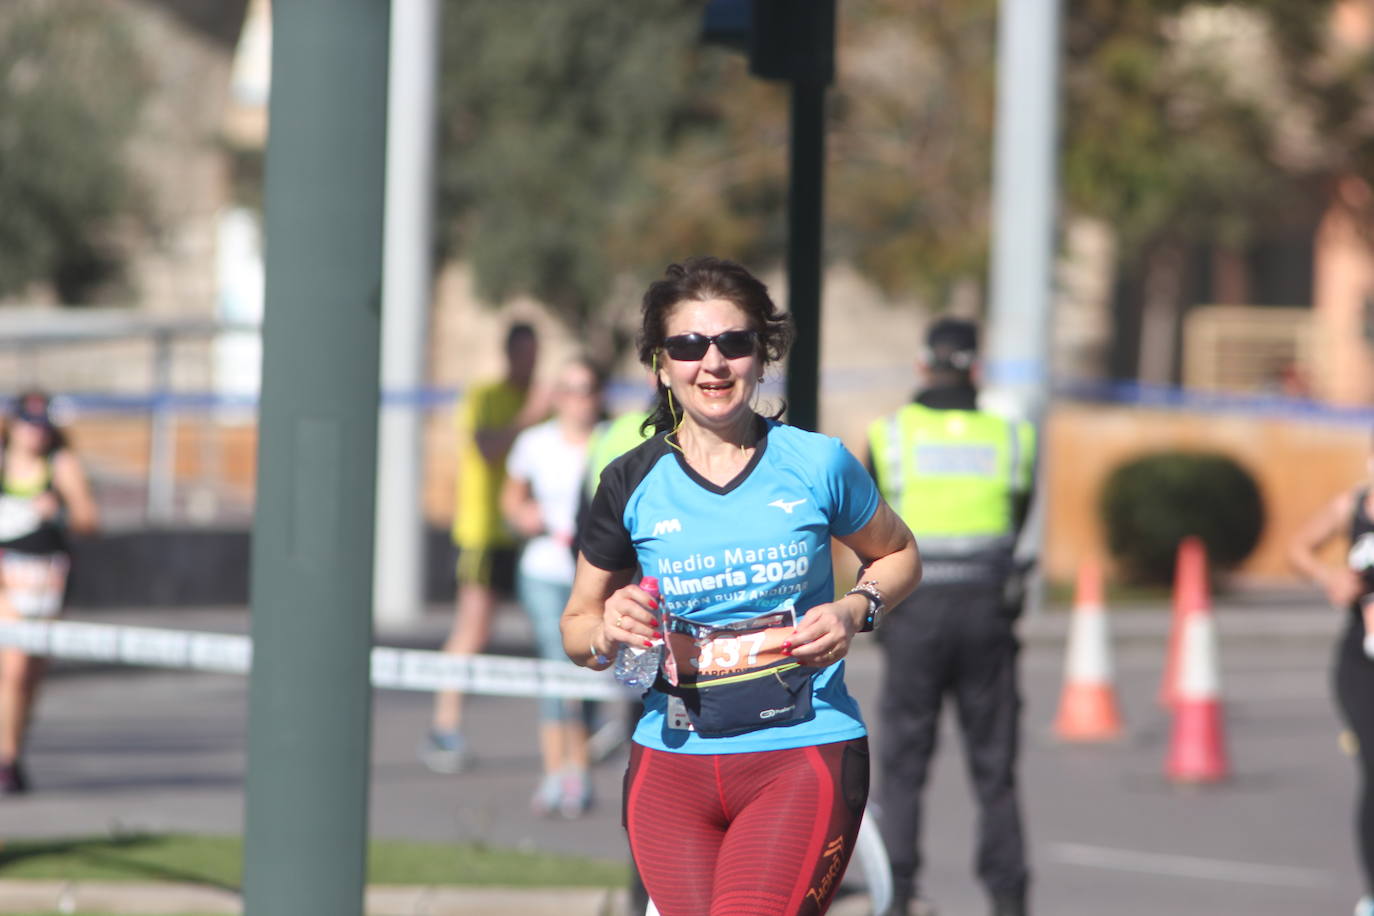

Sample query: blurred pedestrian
[502,356,605,817]
[585,406,653,494]
[577,383,654,908]
[866,318,1036,916]
[579,384,653,765]
[420,322,548,773]
[563,257,920,915]
[0,390,98,794]
[1288,445,1374,916]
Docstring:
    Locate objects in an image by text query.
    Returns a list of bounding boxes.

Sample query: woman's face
[553,362,602,429]
[658,298,761,434]
[9,416,50,453]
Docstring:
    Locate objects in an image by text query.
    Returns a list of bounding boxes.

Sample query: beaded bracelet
[846,580,885,632]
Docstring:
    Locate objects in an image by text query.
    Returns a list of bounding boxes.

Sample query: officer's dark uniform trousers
[876,577,1028,902]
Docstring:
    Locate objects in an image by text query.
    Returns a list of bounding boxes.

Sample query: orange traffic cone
[1053,557,1124,741]
[1165,542,1229,783]
[1159,536,1206,707]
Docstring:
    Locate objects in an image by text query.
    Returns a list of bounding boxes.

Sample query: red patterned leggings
[624,738,869,916]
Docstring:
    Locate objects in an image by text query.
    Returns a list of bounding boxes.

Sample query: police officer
[869,318,1035,916]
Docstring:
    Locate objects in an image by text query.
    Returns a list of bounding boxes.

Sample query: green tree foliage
[1061,0,1373,380]
[609,57,791,291]
[435,0,1006,324]
[435,0,1374,349]
[833,0,1361,307]
[827,0,999,304]
[0,0,150,303]
[1062,1,1326,253]
[437,0,708,343]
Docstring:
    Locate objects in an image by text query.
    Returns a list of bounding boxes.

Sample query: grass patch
[0,833,627,890]
[368,838,626,887]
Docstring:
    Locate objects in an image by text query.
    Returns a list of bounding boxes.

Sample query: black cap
[924,317,978,371]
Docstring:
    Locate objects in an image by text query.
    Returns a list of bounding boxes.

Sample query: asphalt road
[0,596,1362,916]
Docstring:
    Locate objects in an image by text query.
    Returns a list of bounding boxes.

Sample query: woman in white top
[502,357,605,817]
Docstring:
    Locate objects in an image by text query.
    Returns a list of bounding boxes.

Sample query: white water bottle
[614,576,663,688]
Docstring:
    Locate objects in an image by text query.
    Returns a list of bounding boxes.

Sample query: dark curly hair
[637,257,794,435]
[3,389,68,455]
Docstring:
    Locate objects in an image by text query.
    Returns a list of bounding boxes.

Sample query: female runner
[563,257,920,915]
[0,391,98,793]
[1290,443,1374,916]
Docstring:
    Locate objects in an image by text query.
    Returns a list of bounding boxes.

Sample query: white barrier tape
[0,620,626,700]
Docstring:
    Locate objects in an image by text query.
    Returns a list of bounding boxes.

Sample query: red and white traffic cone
[1053,557,1124,742]
[1165,541,1229,783]
[1159,536,1207,708]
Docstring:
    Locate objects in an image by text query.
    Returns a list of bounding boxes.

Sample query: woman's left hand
[784,599,860,668]
[510,502,545,539]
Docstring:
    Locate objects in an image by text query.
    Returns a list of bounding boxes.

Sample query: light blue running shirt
[579,418,880,754]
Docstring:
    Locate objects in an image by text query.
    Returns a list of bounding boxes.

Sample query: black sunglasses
[662,329,758,361]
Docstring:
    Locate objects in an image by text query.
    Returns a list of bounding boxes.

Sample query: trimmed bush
[1099,451,1264,584]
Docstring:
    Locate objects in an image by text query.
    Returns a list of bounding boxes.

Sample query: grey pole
[784,79,825,434]
[984,0,1063,422]
[770,0,835,434]
[702,1,833,433]
[242,2,388,914]
[146,330,175,523]
[374,0,440,628]
[984,0,1063,612]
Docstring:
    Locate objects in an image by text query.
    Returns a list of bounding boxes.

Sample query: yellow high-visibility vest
[867,403,1035,559]
[585,410,652,497]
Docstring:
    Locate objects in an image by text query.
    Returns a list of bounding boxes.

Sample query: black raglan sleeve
[576,456,639,572]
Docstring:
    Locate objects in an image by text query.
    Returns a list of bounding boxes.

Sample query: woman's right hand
[600,581,661,651]
[30,492,59,521]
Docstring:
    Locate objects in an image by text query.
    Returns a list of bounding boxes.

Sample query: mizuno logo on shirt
[768,498,806,514]
[652,518,683,536]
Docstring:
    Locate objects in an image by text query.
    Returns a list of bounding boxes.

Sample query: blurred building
[1170,0,1374,407]
[1313,174,1374,406]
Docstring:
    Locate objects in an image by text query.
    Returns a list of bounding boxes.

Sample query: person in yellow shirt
[420,322,548,773]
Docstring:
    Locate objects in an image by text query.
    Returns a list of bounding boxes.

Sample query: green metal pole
[784,78,825,433]
[242,2,389,914]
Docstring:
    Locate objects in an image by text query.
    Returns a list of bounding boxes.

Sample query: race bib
[658,607,818,738]
[663,608,796,687]
[0,497,42,542]
[2,552,69,619]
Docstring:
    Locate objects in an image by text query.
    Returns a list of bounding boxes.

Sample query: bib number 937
[691,632,768,673]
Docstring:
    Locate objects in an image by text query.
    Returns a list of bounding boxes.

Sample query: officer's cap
[924,318,978,371]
